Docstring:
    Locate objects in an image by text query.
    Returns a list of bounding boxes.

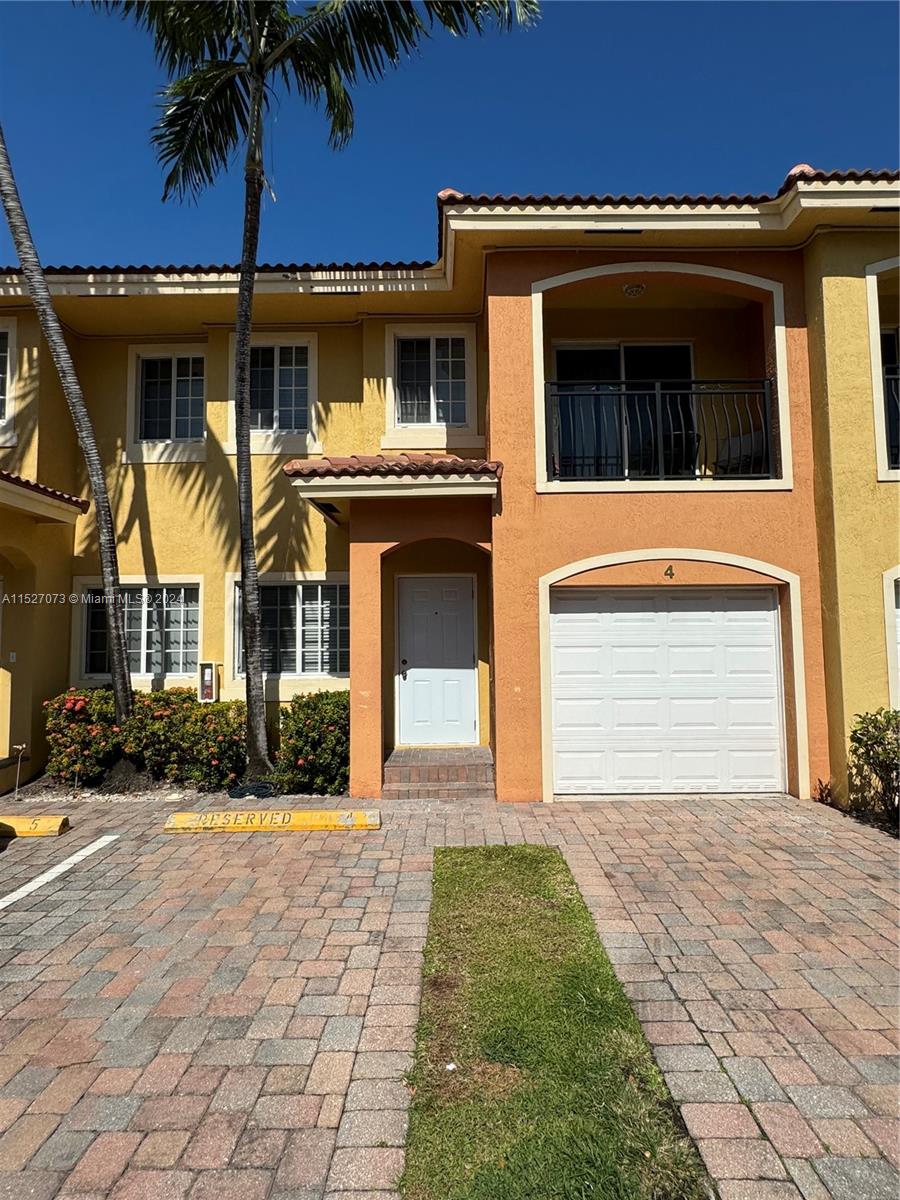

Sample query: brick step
[383,782,496,801]
[382,748,495,802]
[383,762,495,787]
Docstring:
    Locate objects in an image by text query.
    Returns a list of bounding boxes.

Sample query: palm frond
[152,61,252,199]
[423,0,541,34]
[94,1,242,73]
[276,1,426,83]
[101,0,541,190]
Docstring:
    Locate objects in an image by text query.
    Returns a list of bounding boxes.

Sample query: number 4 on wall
[664,565,675,579]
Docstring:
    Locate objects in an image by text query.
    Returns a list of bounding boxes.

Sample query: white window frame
[71,575,204,689]
[0,317,18,448]
[382,323,481,450]
[223,571,349,702]
[866,256,900,483]
[883,565,900,707]
[124,344,207,464]
[226,332,320,456]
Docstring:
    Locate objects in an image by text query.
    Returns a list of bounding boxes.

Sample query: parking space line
[0,835,120,911]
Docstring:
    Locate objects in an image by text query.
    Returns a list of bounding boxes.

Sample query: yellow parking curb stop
[0,815,70,838]
[164,809,381,833]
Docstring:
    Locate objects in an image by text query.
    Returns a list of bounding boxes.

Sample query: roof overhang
[440,179,900,243]
[0,174,895,301]
[290,473,499,500]
[0,477,87,523]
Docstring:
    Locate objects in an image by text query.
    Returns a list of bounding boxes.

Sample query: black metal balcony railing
[545,379,775,482]
[885,368,900,470]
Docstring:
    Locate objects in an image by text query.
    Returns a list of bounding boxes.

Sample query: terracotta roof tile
[437,167,899,210]
[0,469,89,511]
[0,258,436,276]
[283,454,502,480]
[1,168,894,281]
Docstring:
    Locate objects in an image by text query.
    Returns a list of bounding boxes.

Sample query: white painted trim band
[864,257,900,483]
[0,835,120,911]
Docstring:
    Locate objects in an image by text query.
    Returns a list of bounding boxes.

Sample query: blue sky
[1,1,897,268]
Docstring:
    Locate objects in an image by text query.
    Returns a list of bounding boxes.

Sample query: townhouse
[0,164,897,802]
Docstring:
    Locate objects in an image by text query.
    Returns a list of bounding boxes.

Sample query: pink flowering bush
[45,687,246,792]
[45,688,121,784]
[274,691,349,796]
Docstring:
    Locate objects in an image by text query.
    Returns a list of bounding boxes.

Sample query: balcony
[885,367,899,471]
[545,379,775,482]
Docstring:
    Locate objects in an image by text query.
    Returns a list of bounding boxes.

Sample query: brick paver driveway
[0,792,895,1200]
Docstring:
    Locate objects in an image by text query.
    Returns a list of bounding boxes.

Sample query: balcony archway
[530,261,792,491]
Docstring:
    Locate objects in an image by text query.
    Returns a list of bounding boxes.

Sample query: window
[84,585,199,676]
[250,344,309,432]
[0,330,7,422]
[138,356,204,442]
[396,335,467,425]
[882,328,899,471]
[237,581,349,675]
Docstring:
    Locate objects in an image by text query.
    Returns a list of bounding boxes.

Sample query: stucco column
[349,526,383,800]
[487,285,546,802]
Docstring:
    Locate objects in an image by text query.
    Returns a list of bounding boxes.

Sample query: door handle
[400,658,408,680]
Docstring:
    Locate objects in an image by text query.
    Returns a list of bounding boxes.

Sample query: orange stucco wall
[485,250,829,802]
[348,497,492,799]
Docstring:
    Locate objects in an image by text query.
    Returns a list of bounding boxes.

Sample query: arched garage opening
[538,549,809,802]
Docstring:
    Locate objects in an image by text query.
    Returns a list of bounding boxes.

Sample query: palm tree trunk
[0,123,132,725]
[234,84,273,778]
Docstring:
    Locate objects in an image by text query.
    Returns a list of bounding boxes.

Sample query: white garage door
[550,587,786,794]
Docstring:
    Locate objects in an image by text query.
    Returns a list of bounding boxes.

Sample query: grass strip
[401,845,709,1200]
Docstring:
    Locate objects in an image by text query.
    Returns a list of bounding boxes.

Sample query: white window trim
[382,323,482,450]
[225,332,321,456]
[223,571,350,702]
[70,575,204,689]
[0,317,18,448]
[865,256,900,483]
[883,565,900,707]
[531,262,794,493]
[123,344,207,464]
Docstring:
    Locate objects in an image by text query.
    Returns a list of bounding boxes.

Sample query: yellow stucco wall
[0,508,76,792]
[0,307,488,789]
[805,233,900,797]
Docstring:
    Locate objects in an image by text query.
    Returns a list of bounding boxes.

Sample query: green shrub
[848,708,899,829]
[122,688,198,779]
[273,690,349,796]
[177,700,247,792]
[45,687,247,792]
[44,688,122,785]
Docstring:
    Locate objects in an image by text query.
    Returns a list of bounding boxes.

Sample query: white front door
[397,576,477,746]
[550,587,786,794]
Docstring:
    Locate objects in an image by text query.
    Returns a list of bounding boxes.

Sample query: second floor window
[250,344,309,432]
[84,585,199,677]
[396,335,467,425]
[883,327,899,471]
[0,330,8,421]
[237,581,349,675]
[139,356,204,442]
